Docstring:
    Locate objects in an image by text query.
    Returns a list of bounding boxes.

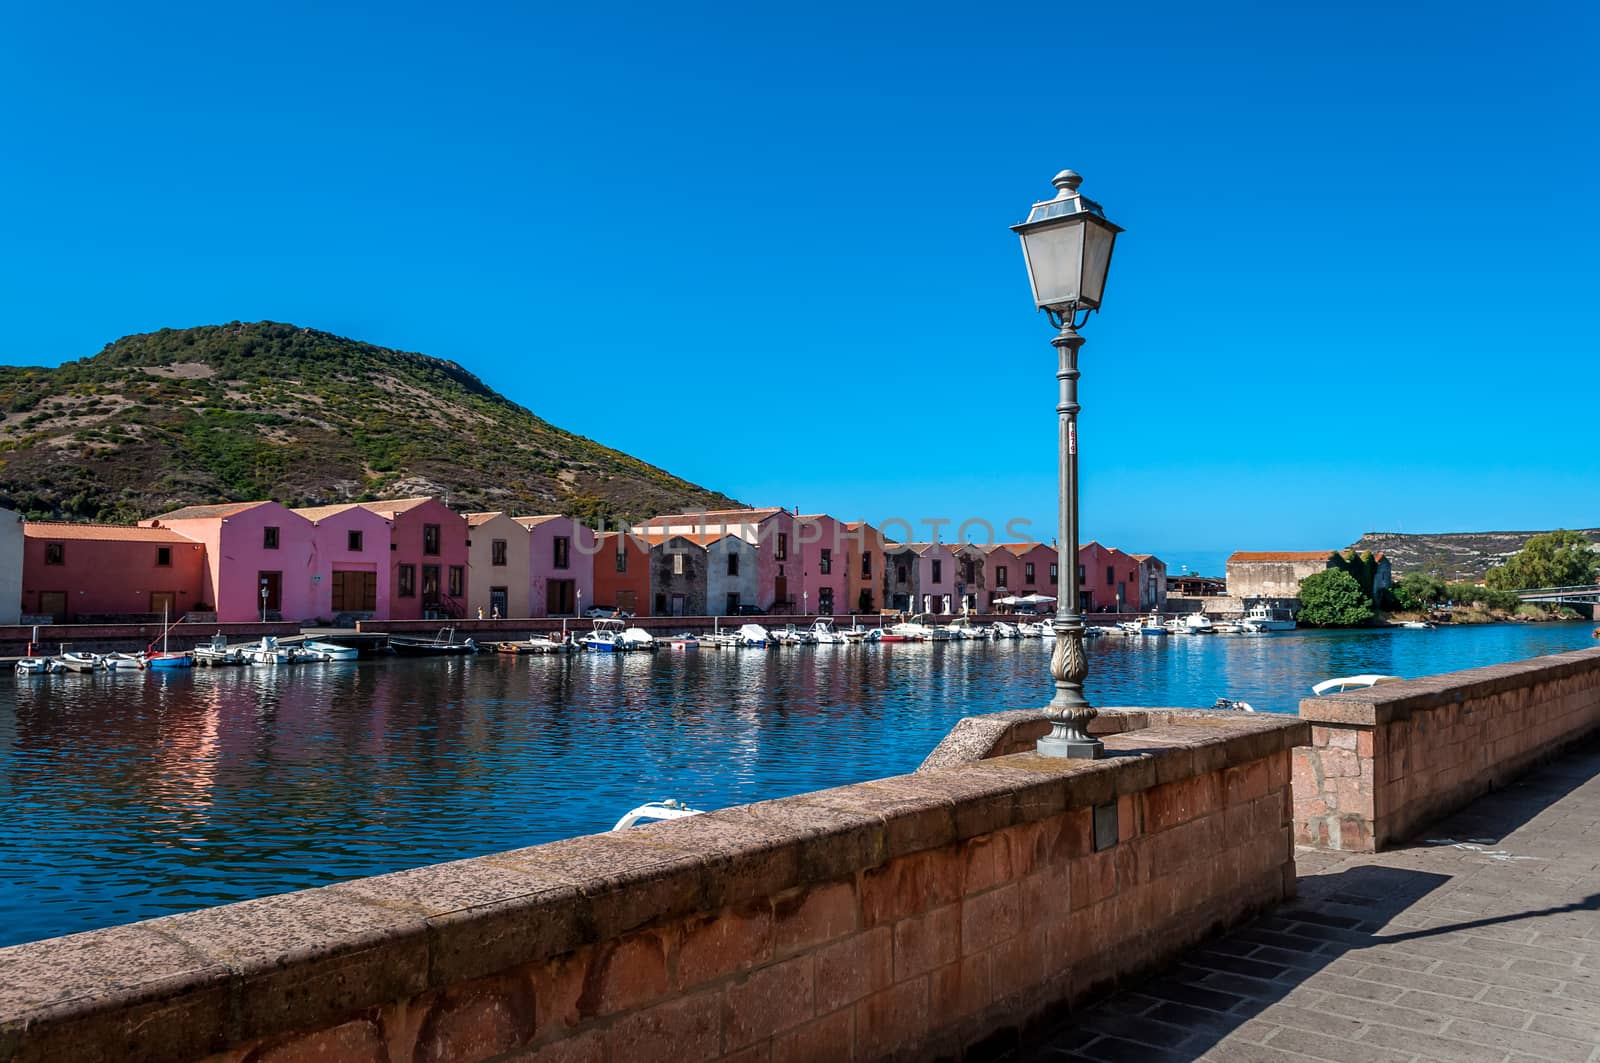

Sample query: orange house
[591,531,649,615]
[22,522,207,622]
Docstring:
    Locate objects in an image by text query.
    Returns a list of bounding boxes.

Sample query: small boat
[1212,696,1256,712]
[101,652,146,671]
[1181,613,1215,634]
[1399,620,1434,630]
[302,639,360,661]
[774,623,816,646]
[1311,674,1403,696]
[1211,622,1243,634]
[246,636,294,665]
[1138,613,1167,636]
[612,798,704,831]
[56,650,102,673]
[144,603,194,668]
[890,614,949,641]
[666,635,700,651]
[944,617,987,640]
[990,621,1019,640]
[810,618,846,644]
[390,627,478,656]
[581,619,629,652]
[15,657,58,676]
[736,623,770,648]
[497,634,577,654]
[1243,602,1297,632]
[620,626,657,651]
[194,634,248,666]
[840,621,879,643]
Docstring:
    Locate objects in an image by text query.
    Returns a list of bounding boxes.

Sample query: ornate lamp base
[1036,623,1104,759]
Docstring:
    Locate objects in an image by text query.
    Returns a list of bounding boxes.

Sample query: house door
[38,591,66,622]
[332,571,377,612]
[546,579,575,615]
[616,590,638,614]
[490,587,508,618]
[671,594,686,617]
[421,565,441,608]
[818,587,834,615]
[258,571,282,614]
[773,576,787,610]
[150,592,176,618]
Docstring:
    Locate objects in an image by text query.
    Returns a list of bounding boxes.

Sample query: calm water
[1,621,1593,946]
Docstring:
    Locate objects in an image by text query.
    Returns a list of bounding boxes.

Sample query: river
[0,620,1592,946]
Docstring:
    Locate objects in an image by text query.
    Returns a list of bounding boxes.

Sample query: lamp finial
[1052,169,1082,195]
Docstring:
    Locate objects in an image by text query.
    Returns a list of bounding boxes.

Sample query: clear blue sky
[3,1,1595,572]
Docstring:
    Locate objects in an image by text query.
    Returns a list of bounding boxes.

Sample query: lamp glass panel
[1079,221,1117,309]
[1019,220,1085,310]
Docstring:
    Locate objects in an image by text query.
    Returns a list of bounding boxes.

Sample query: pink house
[359,498,468,621]
[987,543,1059,609]
[292,504,394,621]
[1079,541,1140,613]
[796,514,849,615]
[146,501,317,623]
[518,515,597,617]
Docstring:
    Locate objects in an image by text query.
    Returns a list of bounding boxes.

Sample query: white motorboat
[774,624,816,646]
[889,615,938,641]
[247,636,294,665]
[737,623,770,648]
[1138,613,1167,636]
[612,798,704,831]
[665,634,700,651]
[15,657,58,676]
[621,626,657,651]
[1243,602,1297,632]
[989,621,1018,640]
[810,618,846,644]
[944,617,987,640]
[1312,674,1402,696]
[1211,622,1244,634]
[1399,620,1435,630]
[101,652,145,671]
[303,640,360,661]
[841,621,880,643]
[56,651,101,673]
[1182,613,1216,634]
[193,634,247,666]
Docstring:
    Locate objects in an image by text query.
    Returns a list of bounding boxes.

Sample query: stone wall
[1294,646,1600,851]
[0,713,1303,1063]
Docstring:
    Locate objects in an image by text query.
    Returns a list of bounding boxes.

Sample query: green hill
[0,322,736,523]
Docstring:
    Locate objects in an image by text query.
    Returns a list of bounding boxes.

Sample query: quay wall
[0,621,301,656]
[1293,646,1600,851]
[0,711,1304,1063]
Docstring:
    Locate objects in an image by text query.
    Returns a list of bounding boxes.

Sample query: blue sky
[2,1,1595,572]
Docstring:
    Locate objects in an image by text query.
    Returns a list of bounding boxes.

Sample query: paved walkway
[1016,738,1600,1063]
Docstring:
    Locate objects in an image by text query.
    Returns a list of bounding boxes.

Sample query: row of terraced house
[8,502,1167,625]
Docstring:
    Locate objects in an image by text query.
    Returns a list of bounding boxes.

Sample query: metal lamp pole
[1011,168,1123,760]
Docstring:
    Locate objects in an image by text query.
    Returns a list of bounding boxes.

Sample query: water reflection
[1,622,1593,946]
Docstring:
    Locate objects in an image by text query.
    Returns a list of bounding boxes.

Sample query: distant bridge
[1514,584,1600,605]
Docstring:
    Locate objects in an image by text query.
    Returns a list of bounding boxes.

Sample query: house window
[348,530,363,552]
[931,560,942,583]
[263,526,279,550]
[1025,562,1035,584]
[861,552,872,578]
[448,565,464,597]
[1107,565,1115,585]
[962,560,975,584]
[673,553,684,576]
[156,546,172,567]
[492,539,507,566]
[615,551,627,573]
[1077,564,1086,583]
[897,564,908,585]
[423,524,441,556]
[727,553,739,576]
[1050,563,1058,585]
[44,543,64,565]
[776,533,788,560]
[553,536,570,570]
[818,586,834,613]
[819,548,832,574]
[995,565,1008,587]
[398,564,416,598]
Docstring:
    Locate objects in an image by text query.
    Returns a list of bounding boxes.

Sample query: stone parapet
[1294,646,1600,850]
[0,713,1302,1063]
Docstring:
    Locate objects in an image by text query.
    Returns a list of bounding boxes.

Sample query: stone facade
[649,535,708,618]
[1294,646,1600,850]
[0,711,1302,1063]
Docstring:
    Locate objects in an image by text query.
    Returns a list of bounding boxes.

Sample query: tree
[1484,530,1598,591]
[1391,572,1445,612]
[1297,569,1376,627]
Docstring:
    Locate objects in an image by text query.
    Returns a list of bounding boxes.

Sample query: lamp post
[1012,168,1123,759]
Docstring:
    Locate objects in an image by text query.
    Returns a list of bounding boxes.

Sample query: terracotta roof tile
[1227,551,1336,563]
[512,515,567,529]
[27,522,199,544]
[358,497,444,517]
[292,503,366,522]
[150,500,272,521]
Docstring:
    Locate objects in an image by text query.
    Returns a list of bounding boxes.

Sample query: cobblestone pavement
[1016,738,1600,1063]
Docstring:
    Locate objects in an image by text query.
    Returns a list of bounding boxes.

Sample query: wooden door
[774,576,787,610]
[38,591,66,622]
[258,571,282,613]
[421,565,441,607]
[150,592,176,617]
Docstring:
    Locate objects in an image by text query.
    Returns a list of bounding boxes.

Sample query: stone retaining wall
[1294,646,1600,851]
[0,714,1302,1063]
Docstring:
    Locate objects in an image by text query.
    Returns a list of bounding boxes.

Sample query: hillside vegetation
[0,322,736,523]
[1351,529,1600,582]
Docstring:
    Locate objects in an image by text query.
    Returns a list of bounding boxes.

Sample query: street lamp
[1012,168,1123,759]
